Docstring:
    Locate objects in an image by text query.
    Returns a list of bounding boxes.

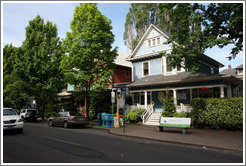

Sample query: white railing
[141,102,154,124]
[176,103,192,112]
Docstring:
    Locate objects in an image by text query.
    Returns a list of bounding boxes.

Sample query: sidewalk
[90,122,243,152]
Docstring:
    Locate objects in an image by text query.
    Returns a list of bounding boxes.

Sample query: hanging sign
[111,91,115,103]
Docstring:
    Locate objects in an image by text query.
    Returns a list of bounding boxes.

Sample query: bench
[157,117,191,134]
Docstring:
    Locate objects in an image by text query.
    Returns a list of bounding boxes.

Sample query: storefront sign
[160,117,191,128]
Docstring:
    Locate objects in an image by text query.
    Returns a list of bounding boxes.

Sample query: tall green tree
[15,15,65,119]
[62,3,118,119]
[3,44,28,108]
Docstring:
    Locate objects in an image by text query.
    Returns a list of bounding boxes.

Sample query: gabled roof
[127,24,172,61]
[115,52,132,68]
[220,68,237,76]
[235,64,243,69]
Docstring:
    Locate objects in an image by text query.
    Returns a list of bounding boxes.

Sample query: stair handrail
[141,102,154,124]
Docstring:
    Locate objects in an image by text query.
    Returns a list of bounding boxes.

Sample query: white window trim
[142,61,150,77]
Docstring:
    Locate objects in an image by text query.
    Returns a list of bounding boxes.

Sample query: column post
[144,91,148,109]
[220,87,224,98]
[173,89,177,106]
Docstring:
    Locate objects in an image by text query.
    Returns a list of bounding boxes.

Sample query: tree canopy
[62,3,118,119]
[14,15,65,118]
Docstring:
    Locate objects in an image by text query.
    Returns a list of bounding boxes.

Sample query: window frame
[143,62,149,76]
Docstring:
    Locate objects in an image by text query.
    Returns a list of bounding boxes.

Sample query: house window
[157,38,160,45]
[148,40,151,47]
[125,71,130,78]
[166,58,172,72]
[152,39,156,46]
[143,62,149,76]
[211,68,214,74]
[152,31,155,37]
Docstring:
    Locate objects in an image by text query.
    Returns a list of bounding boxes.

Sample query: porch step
[144,112,162,126]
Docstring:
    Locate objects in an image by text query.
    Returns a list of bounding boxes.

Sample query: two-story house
[126,24,242,125]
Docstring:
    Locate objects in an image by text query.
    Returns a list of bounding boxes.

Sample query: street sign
[111,91,115,103]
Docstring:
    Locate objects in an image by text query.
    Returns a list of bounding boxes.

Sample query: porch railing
[176,103,192,112]
[141,102,154,124]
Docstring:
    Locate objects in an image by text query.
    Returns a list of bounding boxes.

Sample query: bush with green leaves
[162,90,176,117]
[191,98,243,129]
[126,108,145,123]
[172,111,190,118]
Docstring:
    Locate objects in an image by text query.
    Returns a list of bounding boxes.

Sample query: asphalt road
[3,122,243,163]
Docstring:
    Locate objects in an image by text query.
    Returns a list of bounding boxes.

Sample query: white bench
[157,117,191,134]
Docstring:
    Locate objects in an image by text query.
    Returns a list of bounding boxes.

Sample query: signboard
[114,117,120,128]
[111,91,115,103]
[160,117,191,128]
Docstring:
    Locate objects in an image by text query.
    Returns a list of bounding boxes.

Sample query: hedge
[190,98,243,129]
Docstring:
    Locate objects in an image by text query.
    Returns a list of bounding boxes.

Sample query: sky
[2,2,244,71]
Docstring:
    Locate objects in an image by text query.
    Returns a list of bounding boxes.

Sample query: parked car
[3,108,24,133]
[48,110,89,128]
[20,109,38,121]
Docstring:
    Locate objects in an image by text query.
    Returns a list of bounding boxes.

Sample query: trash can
[101,112,106,127]
[104,114,111,128]
[97,113,102,126]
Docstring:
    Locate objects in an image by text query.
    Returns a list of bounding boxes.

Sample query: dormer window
[148,40,151,47]
[157,38,160,45]
[166,58,172,72]
[143,62,149,76]
[152,39,156,46]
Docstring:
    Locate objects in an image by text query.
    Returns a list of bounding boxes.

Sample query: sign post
[111,90,115,127]
[123,85,127,132]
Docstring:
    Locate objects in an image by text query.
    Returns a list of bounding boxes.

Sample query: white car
[3,108,24,132]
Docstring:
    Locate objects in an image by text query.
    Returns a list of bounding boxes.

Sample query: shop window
[148,40,151,47]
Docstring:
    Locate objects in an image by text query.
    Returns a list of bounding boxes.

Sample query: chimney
[228,64,231,69]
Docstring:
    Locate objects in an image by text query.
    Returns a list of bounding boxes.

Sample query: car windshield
[27,110,37,114]
[69,111,83,116]
[3,108,17,116]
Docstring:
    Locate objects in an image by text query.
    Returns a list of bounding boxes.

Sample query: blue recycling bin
[104,114,111,128]
[97,113,102,126]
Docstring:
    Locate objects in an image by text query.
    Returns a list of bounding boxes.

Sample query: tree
[62,3,118,119]
[15,15,65,119]
[162,90,176,117]
[3,44,28,108]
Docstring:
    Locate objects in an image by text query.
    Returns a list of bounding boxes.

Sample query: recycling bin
[101,112,106,127]
[104,114,111,128]
[110,114,116,127]
[97,113,102,126]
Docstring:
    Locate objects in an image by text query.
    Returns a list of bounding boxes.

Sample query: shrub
[126,108,145,123]
[162,90,176,117]
[173,111,190,118]
[191,98,243,129]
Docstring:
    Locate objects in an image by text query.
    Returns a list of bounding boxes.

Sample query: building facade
[127,24,242,112]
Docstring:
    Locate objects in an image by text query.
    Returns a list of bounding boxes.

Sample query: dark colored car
[47,110,89,128]
[20,109,38,121]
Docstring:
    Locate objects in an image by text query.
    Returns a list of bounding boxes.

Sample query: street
[3,122,243,163]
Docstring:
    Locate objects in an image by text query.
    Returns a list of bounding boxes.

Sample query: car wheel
[48,120,54,127]
[63,121,69,128]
